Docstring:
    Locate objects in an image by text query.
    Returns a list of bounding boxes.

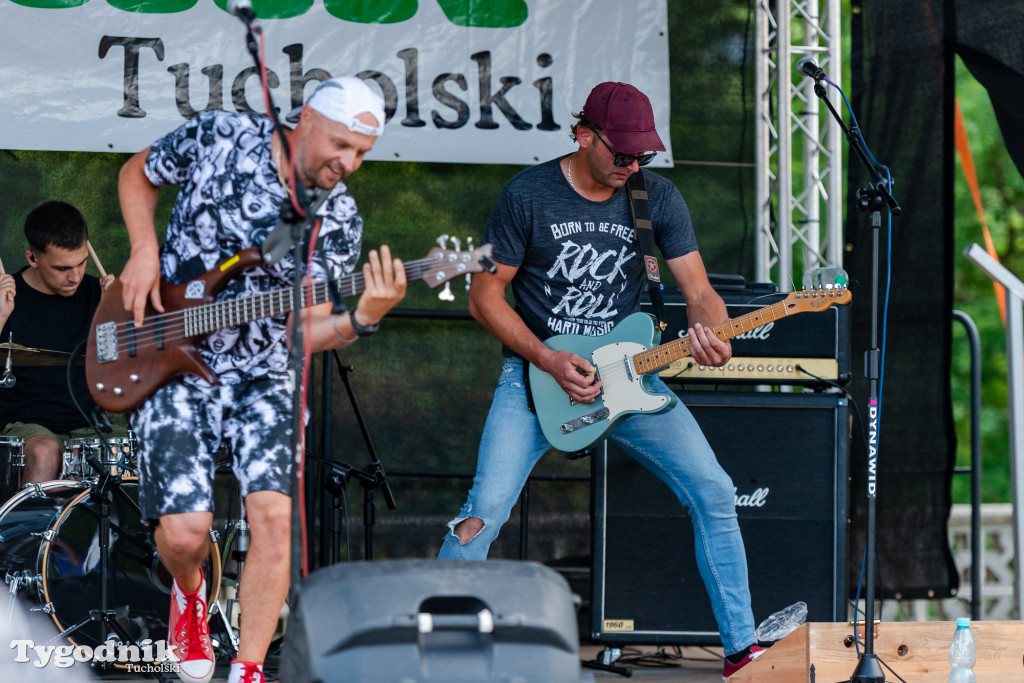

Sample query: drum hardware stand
[6,570,37,623]
[51,451,171,682]
[210,508,249,659]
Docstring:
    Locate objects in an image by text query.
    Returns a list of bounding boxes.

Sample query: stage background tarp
[846,0,1023,602]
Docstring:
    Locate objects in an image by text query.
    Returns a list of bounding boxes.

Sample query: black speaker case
[280,559,583,683]
[589,391,850,645]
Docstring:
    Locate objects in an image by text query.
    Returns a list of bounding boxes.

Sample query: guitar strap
[626,171,667,332]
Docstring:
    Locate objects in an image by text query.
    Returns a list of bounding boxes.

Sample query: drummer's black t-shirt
[0,268,101,432]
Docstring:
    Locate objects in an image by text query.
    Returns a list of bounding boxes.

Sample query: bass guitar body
[86,248,263,413]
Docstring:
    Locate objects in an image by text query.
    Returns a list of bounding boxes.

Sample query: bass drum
[0,478,220,653]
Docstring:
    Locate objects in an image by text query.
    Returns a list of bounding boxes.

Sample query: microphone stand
[811,77,900,683]
[236,13,313,598]
[317,352,396,562]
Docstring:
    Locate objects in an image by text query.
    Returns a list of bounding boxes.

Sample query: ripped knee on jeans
[452,516,484,545]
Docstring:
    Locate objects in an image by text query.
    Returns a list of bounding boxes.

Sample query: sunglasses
[591,129,657,167]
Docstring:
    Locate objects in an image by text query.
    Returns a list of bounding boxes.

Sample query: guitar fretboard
[180,258,434,337]
[631,298,797,375]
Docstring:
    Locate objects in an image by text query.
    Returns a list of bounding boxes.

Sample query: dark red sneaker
[723,645,766,680]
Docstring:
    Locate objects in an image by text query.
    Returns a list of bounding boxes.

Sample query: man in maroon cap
[438,82,763,678]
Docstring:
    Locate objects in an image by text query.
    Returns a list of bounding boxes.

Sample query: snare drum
[62,433,138,480]
[1,435,25,500]
[0,478,221,655]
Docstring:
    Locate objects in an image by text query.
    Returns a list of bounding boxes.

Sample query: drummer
[0,201,122,489]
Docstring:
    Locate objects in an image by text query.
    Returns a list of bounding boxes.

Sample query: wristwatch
[349,311,379,337]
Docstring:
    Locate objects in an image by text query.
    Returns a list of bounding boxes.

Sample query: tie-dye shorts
[131,376,294,521]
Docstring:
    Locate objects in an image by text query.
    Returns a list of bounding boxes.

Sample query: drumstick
[0,253,11,302]
[87,240,108,279]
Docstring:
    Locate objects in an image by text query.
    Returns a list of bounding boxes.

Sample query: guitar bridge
[95,322,118,363]
[559,407,610,434]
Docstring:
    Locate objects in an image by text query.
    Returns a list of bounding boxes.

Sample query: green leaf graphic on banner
[8,0,89,8]
[436,0,527,27]
[213,0,312,19]
[324,0,417,24]
[105,0,197,12]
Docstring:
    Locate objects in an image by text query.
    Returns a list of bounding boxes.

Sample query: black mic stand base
[849,653,886,683]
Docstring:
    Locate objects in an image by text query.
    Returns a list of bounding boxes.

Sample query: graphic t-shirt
[483,158,697,355]
[144,110,362,383]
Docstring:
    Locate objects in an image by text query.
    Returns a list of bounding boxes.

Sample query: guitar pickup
[559,407,610,434]
[95,322,118,363]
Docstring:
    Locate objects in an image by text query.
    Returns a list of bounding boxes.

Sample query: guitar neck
[631,299,795,375]
[185,259,429,337]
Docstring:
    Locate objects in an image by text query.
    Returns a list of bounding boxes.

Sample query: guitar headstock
[782,286,852,313]
[422,236,497,292]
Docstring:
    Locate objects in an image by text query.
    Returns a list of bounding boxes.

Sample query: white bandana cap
[289,77,385,136]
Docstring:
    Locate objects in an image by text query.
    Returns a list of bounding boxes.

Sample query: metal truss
[754,0,843,291]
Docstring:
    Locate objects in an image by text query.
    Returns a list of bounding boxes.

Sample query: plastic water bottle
[948,617,976,683]
[754,601,808,643]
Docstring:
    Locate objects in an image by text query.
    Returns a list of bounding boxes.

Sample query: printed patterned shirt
[144,110,362,382]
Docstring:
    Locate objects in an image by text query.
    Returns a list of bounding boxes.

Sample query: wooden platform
[732,621,1024,682]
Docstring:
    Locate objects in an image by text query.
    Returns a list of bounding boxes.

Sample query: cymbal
[0,342,81,366]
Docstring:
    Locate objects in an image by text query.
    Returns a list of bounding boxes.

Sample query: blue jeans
[438,357,756,655]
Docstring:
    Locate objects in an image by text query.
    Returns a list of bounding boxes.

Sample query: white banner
[0,0,671,166]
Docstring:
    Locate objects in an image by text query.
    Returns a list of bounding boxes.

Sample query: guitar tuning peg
[450,236,461,252]
[437,234,450,248]
[438,281,456,302]
[465,237,474,289]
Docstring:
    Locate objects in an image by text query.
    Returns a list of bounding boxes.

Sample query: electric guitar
[87,243,495,413]
[529,288,852,453]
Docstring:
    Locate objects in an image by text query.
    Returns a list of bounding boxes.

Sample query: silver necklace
[566,153,576,192]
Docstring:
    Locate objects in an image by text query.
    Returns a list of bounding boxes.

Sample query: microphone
[1,356,15,388]
[1,335,14,388]
[227,0,261,30]
[797,57,826,81]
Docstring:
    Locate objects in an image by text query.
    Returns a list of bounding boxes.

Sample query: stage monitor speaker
[590,391,849,645]
[279,559,582,683]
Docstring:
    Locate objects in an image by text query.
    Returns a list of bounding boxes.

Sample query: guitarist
[437,82,763,679]
[117,78,406,683]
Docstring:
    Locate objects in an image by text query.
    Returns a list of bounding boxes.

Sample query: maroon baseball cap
[581,82,665,153]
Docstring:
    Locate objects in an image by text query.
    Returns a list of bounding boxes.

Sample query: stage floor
[45,644,728,682]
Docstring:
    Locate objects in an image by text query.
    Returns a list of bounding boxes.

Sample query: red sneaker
[167,569,215,683]
[227,660,266,683]
[723,645,766,680]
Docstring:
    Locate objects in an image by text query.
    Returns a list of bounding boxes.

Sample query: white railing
[964,243,1024,616]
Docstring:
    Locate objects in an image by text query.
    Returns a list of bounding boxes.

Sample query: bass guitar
[529,288,852,452]
[87,243,495,412]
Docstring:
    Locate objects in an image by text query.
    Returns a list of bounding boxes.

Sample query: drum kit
[0,432,225,665]
[0,342,237,670]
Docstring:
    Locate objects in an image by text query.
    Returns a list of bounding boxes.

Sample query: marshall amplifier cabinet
[640,280,851,386]
[590,391,850,646]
